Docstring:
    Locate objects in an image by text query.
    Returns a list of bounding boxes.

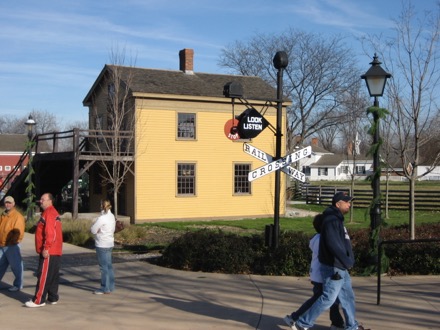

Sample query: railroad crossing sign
[244,143,301,180]
[243,143,312,182]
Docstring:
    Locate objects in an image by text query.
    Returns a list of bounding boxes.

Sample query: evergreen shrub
[160,229,311,275]
[160,223,440,276]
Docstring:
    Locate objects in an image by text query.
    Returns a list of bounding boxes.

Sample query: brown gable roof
[83,65,281,105]
[0,134,28,152]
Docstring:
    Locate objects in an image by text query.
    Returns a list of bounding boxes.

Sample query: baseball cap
[332,191,353,205]
[4,196,14,204]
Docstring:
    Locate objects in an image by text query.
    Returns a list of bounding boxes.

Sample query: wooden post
[72,128,80,219]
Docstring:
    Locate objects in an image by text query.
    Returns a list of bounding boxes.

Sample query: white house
[297,138,440,182]
[297,139,373,182]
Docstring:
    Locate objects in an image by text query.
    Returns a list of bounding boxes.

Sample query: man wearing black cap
[287,191,364,330]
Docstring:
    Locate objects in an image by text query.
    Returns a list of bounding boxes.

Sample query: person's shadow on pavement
[152,296,329,330]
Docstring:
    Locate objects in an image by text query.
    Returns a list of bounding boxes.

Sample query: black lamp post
[25,115,36,222]
[361,54,391,233]
[272,51,289,248]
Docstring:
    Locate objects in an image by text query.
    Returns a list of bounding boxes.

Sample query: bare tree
[0,117,22,134]
[90,47,137,217]
[362,1,440,239]
[315,126,339,152]
[338,87,370,223]
[64,120,88,131]
[30,110,59,134]
[379,102,399,220]
[0,110,60,134]
[219,28,361,152]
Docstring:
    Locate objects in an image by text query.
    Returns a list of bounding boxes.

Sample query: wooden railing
[300,185,440,210]
[35,129,134,156]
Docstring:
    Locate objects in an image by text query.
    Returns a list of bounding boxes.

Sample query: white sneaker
[8,286,20,292]
[25,300,46,308]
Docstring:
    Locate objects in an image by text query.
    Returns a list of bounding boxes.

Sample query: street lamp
[361,54,391,258]
[24,115,36,222]
[25,115,36,140]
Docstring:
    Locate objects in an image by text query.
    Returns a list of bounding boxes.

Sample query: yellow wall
[134,97,288,222]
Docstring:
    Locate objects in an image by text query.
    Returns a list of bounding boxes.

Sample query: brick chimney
[311,137,319,146]
[347,141,353,155]
[179,48,194,74]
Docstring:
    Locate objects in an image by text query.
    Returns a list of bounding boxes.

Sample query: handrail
[376,238,440,305]
[0,137,34,196]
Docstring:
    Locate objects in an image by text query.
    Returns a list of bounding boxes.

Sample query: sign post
[272,51,289,248]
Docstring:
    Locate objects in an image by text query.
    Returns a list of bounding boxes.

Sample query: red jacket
[35,205,63,255]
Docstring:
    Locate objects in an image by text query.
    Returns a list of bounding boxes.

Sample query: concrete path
[0,234,438,330]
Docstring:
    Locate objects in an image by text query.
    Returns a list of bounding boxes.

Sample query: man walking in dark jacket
[287,192,364,330]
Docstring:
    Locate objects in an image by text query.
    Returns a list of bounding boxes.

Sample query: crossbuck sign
[244,143,312,182]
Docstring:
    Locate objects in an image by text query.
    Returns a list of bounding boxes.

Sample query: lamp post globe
[361,54,391,100]
[25,115,36,140]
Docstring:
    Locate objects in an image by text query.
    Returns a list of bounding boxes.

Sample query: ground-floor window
[234,163,251,194]
[177,163,196,195]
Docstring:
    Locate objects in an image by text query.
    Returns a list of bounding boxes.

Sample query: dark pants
[32,254,61,304]
[291,281,344,327]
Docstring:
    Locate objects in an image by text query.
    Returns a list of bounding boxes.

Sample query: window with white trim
[234,163,251,194]
[177,113,196,139]
[177,163,196,195]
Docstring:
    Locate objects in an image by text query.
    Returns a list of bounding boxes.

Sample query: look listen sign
[237,107,269,139]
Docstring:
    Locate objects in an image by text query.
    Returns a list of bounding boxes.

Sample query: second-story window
[108,83,115,100]
[95,115,103,130]
[177,113,196,139]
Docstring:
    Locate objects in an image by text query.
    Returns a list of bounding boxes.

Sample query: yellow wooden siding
[134,99,287,222]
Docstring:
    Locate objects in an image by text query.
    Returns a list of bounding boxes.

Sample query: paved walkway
[0,234,438,329]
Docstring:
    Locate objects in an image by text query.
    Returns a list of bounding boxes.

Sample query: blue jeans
[95,247,114,292]
[0,245,24,288]
[296,264,358,330]
[291,281,344,328]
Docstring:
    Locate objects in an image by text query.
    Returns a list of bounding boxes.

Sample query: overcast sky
[0,0,434,125]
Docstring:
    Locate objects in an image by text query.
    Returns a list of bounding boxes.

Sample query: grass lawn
[123,180,440,242]
[138,203,440,236]
[306,180,440,190]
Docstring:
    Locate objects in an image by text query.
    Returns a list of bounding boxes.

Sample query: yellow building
[83,49,289,223]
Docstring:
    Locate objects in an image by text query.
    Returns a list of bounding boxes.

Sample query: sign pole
[272,51,288,248]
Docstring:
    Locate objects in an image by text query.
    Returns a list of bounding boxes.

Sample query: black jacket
[318,206,355,270]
